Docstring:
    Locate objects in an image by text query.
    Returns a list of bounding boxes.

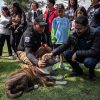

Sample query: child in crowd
[0,6,13,59]
[51,4,71,70]
[71,6,87,32]
[65,0,78,21]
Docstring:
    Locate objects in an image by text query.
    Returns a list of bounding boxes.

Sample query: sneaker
[34,67,50,76]
[8,56,14,60]
[46,75,63,81]
[52,64,59,71]
[59,62,65,69]
[55,80,67,85]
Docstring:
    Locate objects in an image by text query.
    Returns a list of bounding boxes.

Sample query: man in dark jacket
[87,0,100,27]
[43,16,100,81]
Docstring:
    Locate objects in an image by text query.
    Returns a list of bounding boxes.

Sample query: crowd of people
[0,0,100,81]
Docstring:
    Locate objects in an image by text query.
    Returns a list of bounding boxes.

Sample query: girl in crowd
[0,6,13,59]
[71,6,87,32]
[65,0,78,21]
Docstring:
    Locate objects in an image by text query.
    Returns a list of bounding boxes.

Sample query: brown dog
[5,67,56,99]
[5,47,58,99]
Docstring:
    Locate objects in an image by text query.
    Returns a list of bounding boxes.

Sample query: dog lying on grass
[5,66,58,99]
[5,54,59,99]
[5,52,67,99]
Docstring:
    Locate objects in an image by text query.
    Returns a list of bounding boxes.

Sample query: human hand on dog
[38,59,47,68]
[42,53,53,61]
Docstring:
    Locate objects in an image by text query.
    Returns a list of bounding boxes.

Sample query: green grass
[0,43,100,100]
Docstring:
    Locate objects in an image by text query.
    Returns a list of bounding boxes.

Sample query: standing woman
[8,2,27,54]
[0,6,13,59]
[65,0,78,21]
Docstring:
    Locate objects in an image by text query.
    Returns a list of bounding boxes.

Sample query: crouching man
[43,16,100,81]
[17,15,53,72]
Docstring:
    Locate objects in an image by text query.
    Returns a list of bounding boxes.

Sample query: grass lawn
[0,43,100,100]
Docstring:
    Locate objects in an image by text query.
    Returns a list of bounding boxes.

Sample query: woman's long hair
[75,6,88,17]
[68,0,78,11]
[12,2,23,16]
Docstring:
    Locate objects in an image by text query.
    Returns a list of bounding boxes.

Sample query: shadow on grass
[0,61,20,74]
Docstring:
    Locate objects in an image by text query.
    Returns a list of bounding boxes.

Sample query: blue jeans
[64,50,99,73]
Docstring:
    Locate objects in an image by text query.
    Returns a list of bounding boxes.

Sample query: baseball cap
[34,15,47,26]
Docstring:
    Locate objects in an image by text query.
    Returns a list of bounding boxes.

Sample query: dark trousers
[45,33,52,47]
[10,33,22,53]
[0,34,12,56]
[64,50,99,74]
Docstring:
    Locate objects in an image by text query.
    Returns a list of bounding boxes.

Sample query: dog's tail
[5,90,23,99]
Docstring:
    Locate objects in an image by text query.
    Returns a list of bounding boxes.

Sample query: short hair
[31,1,39,8]
[48,0,55,5]
[75,16,88,26]
[57,4,65,10]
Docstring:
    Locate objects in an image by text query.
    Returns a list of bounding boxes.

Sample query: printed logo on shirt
[25,37,30,42]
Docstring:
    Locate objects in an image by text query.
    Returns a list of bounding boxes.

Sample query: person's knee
[63,50,74,61]
[84,58,97,68]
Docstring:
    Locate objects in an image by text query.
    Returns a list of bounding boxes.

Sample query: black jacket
[87,4,100,27]
[52,27,100,59]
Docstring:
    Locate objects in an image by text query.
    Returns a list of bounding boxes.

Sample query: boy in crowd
[51,4,70,69]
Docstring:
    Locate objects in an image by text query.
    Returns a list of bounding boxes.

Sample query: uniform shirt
[18,26,46,65]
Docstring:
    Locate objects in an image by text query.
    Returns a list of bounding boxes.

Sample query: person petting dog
[17,15,51,71]
[43,16,100,81]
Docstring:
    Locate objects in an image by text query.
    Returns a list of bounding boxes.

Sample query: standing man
[27,1,42,25]
[87,0,100,27]
[44,0,58,47]
[43,16,100,81]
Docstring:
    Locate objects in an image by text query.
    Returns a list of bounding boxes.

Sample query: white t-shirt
[0,15,11,35]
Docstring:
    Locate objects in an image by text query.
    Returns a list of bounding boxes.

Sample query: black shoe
[69,71,83,77]
[88,69,96,81]
[88,74,96,81]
